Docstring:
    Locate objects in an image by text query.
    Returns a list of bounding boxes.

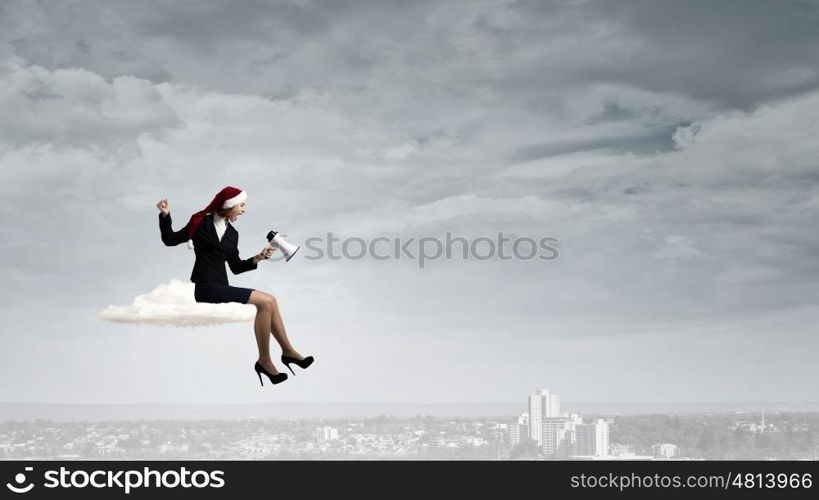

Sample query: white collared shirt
[213,213,228,242]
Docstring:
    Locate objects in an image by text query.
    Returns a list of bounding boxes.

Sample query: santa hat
[186,186,247,249]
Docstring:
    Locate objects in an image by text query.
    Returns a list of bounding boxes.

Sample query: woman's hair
[215,207,233,218]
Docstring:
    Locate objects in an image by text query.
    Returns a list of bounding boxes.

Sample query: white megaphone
[266,230,300,262]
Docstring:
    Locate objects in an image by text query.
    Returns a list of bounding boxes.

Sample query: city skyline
[1,385,811,460]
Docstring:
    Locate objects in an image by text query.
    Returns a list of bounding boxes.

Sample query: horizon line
[2,399,819,405]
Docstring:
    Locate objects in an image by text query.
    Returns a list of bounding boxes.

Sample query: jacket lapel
[204,213,235,250]
[222,224,237,249]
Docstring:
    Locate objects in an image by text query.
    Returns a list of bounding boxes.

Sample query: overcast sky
[2,0,819,406]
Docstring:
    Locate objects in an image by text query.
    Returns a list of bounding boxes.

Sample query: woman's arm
[157,199,190,247]
[158,212,191,247]
[227,236,274,274]
[226,235,258,274]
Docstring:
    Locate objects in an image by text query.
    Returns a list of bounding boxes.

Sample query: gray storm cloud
[3,0,819,403]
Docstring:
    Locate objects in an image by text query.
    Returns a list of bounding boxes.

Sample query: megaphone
[266,230,300,262]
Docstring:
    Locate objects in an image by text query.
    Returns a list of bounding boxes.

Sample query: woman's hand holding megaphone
[253,245,276,264]
[266,231,301,262]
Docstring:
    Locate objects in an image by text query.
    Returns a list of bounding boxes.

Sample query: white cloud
[0,56,178,150]
[653,235,702,261]
[99,280,255,327]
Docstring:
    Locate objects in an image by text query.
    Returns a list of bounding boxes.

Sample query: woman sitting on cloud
[157,186,314,387]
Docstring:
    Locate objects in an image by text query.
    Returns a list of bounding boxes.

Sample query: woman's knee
[249,290,277,310]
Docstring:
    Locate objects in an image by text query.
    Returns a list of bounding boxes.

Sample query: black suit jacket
[159,212,257,285]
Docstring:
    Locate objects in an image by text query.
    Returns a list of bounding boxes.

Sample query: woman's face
[226,202,246,222]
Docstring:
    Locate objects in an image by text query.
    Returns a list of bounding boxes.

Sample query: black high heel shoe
[281,354,314,376]
[254,362,288,386]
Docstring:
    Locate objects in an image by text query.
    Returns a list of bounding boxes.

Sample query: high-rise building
[509,424,520,446]
[548,393,560,417]
[542,417,575,456]
[528,388,561,445]
[316,426,338,444]
[573,419,609,457]
[596,419,609,456]
[528,394,542,444]
[510,413,529,446]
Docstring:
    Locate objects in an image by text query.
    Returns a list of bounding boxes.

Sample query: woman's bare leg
[268,295,305,360]
[247,291,280,374]
[248,290,305,362]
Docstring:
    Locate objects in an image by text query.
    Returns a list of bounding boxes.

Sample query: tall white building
[549,394,560,417]
[316,426,338,444]
[573,419,609,457]
[528,394,543,444]
[542,417,577,457]
[509,424,520,446]
[528,388,561,445]
[510,413,530,446]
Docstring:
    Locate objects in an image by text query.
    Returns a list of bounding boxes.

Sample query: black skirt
[194,282,254,304]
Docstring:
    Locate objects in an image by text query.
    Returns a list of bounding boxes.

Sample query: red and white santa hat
[185,186,247,248]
